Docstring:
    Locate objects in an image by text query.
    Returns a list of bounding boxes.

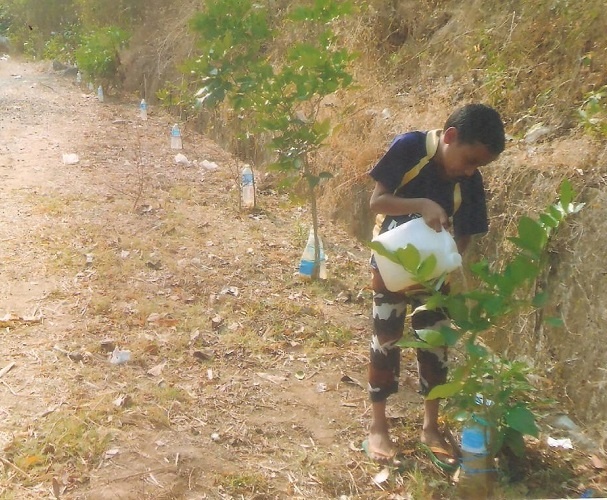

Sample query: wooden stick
[0,362,15,379]
[107,466,175,483]
[0,456,31,480]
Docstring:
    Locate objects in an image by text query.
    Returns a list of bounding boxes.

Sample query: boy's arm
[370,182,449,232]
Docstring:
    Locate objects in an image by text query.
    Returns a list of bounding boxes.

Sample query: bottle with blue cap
[458,414,497,499]
[139,99,148,120]
[299,227,327,280]
[241,164,255,209]
[170,124,182,149]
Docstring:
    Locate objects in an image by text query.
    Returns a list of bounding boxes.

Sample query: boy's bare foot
[420,428,457,469]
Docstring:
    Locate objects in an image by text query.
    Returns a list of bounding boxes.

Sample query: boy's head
[437,103,505,179]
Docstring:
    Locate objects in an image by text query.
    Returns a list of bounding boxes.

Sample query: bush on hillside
[74,27,129,86]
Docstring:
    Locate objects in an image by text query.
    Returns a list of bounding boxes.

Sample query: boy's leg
[411,306,456,466]
[367,267,407,460]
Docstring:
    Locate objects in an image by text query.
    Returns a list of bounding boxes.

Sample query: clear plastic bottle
[170,124,182,149]
[76,71,82,85]
[299,228,327,280]
[458,415,497,499]
[97,85,104,102]
[139,99,148,120]
[241,165,255,209]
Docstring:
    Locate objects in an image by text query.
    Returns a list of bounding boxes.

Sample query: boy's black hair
[444,103,505,155]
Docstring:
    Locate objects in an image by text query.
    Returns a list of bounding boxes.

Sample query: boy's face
[439,127,499,179]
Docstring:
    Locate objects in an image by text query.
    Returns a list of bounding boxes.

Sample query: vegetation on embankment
[2,0,607,442]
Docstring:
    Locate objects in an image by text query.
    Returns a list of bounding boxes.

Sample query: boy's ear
[443,127,458,145]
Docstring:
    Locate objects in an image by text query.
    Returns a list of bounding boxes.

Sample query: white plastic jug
[372,217,462,292]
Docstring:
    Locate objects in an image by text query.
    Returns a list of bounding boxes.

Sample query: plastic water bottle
[458,415,496,499]
[241,165,255,209]
[371,217,462,291]
[139,99,148,120]
[299,228,327,280]
[170,124,182,149]
[76,71,82,85]
[97,85,104,102]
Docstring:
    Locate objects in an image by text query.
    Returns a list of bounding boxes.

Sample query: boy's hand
[421,199,449,232]
[369,183,449,232]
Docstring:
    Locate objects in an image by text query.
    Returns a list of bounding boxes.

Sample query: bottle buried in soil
[457,416,497,499]
[241,164,255,209]
[170,124,182,150]
[299,228,327,280]
[139,99,148,120]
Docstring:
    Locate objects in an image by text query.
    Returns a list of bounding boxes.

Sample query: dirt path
[0,57,435,499]
[1,55,603,500]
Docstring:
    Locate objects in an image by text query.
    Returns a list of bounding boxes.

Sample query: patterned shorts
[368,266,449,402]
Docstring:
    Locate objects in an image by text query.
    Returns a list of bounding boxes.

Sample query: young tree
[370,180,584,463]
[187,0,356,279]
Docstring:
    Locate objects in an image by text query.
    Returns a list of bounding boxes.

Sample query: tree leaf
[504,255,539,288]
[548,204,564,222]
[502,427,526,457]
[445,295,469,324]
[394,244,420,272]
[544,316,564,327]
[505,406,539,437]
[539,213,558,229]
[438,324,462,346]
[466,342,488,358]
[509,216,547,257]
[397,339,434,349]
[532,291,549,307]
[559,179,574,208]
[367,241,400,264]
[427,380,463,400]
[415,328,445,347]
[417,254,437,281]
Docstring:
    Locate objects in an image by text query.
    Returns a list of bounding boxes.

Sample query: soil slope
[0,57,603,499]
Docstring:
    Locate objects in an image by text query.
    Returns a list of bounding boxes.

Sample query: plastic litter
[109,348,131,365]
[200,160,219,171]
[62,153,80,165]
[174,153,190,166]
[547,437,573,449]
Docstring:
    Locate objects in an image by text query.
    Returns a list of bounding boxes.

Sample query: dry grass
[3,1,607,496]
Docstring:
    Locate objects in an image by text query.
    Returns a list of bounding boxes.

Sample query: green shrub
[74,26,129,85]
[578,85,607,137]
[43,27,81,63]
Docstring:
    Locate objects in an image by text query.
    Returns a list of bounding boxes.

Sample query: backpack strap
[373,130,462,237]
[453,182,461,214]
[395,129,441,191]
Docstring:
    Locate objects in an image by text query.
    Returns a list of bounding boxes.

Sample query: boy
[366,103,505,468]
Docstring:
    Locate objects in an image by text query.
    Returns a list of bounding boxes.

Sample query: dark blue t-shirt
[369,130,488,239]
